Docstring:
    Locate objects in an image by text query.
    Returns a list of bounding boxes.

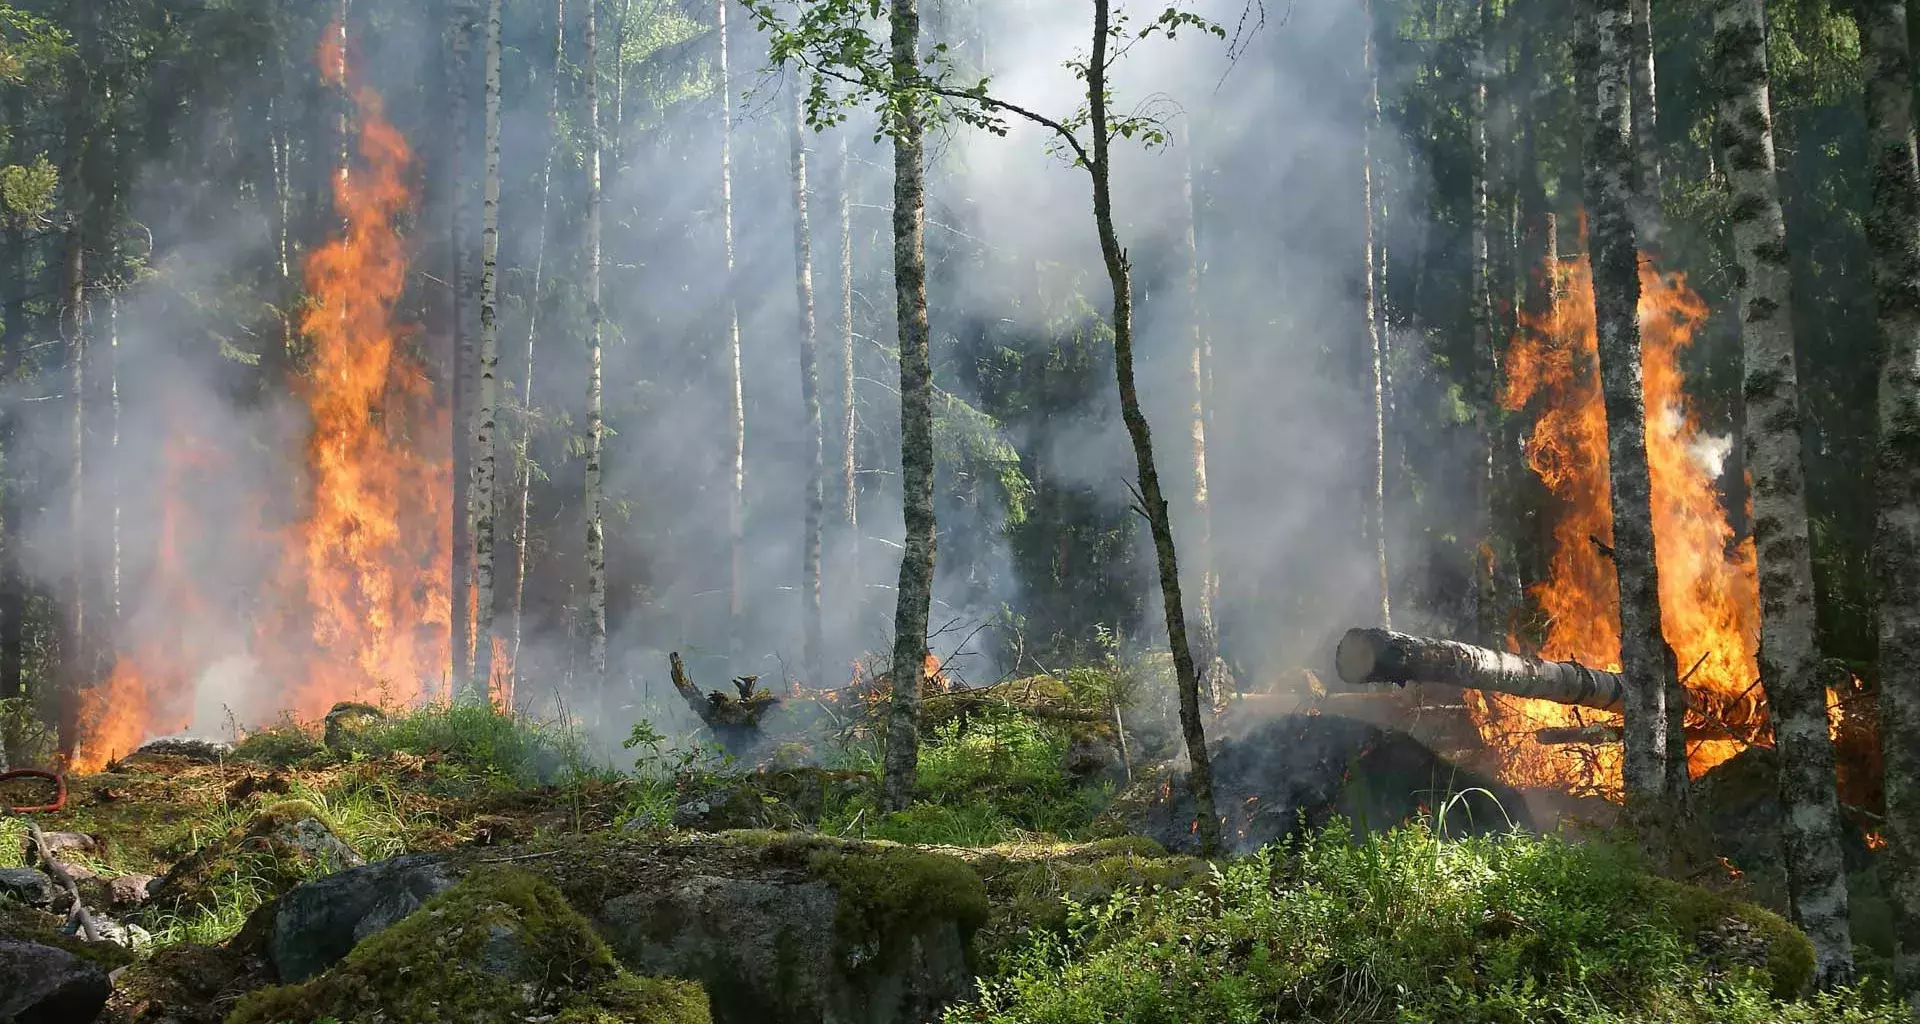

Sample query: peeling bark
[470,0,504,701]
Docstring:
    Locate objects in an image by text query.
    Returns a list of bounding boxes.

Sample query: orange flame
[1470,240,1767,796]
[71,22,448,770]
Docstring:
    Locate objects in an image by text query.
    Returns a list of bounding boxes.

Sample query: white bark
[584,0,607,681]
[718,0,746,664]
[790,84,825,687]
[470,0,504,701]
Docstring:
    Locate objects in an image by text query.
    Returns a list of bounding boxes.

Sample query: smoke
[14,0,1472,762]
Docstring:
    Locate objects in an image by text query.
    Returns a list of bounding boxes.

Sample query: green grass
[948,821,1902,1024]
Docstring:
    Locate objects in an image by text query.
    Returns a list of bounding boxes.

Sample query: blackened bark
[1337,627,1628,709]
[1582,0,1676,820]
[880,0,935,814]
[1856,0,1920,1006]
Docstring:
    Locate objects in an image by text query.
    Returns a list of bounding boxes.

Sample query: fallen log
[1335,627,1626,712]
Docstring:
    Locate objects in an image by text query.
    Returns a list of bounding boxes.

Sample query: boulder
[228,867,710,1024]
[662,768,872,832]
[100,945,270,1024]
[321,702,385,752]
[244,852,459,983]
[0,938,111,1024]
[247,832,987,1024]
[0,867,57,911]
[1101,713,1531,855]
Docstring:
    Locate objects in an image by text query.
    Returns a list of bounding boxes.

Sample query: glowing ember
[1470,241,1767,797]
[73,22,448,769]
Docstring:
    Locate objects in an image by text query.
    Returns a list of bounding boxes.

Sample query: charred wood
[1336,627,1628,711]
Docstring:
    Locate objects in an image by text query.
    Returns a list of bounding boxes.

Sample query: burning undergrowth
[71,24,451,771]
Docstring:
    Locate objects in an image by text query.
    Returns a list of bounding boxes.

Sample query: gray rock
[90,917,151,949]
[129,737,234,764]
[29,832,94,860]
[107,873,154,908]
[276,817,365,871]
[0,938,111,1024]
[252,853,458,983]
[322,701,385,751]
[0,867,56,910]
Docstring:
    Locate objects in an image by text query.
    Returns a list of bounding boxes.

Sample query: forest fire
[1469,247,1766,797]
[70,24,449,770]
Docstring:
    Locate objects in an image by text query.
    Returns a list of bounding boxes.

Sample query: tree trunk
[1,96,28,760]
[1363,0,1391,629]
[469,0,504,702]
[1857,0,1920,1006]
[1582,0,1676,819]
[59,213,85,762]
[1470,0,1499,647]
[790,83,825,688]
[880,0,935,815]
[1628,0,1663,244]
[449,1,477,697]
[1182,133,1221,689]
[584,0,608,683]
[1710,0,1853,984]
[510,0,567,685]
[1088,0,1218,854]
[839,133,859,578]
[717,0,747,665]
[1336,627,1627,709]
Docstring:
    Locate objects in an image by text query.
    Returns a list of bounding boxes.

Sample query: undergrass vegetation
[948,820,1900,1024]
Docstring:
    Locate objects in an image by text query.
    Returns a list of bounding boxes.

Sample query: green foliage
[808,845,991,953]
[947,823,1901,1024]
[0,154,56,220]
[230,720,326,768]
[0,5,69,86]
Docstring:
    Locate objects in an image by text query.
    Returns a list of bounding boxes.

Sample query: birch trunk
[1088,0,1218,854]
[0,147,24,754]
[1182,134,1221,688]
[718,0,747,664]
[1709,1,1854,980]
[470,0,504,702]
[1470,0,1499,647]
[839,134,859,576]
[59,216,85,761]
[1582,0,1676,819]
[1363,0,1390,629]
[1857,0,1920,1006]
[880,0,935,814]
[511,0,567,682]
[1628,0,1663,243]
[790,84,826,688]
[449,1,477,696]
[584,0,608,682]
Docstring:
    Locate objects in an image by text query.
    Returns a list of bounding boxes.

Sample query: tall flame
[70,23,448,771]
[1471,242,1766,796]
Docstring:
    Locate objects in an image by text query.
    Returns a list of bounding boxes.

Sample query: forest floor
[0,681,1910,1024]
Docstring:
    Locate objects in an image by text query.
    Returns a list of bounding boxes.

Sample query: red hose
[0,769,67,814]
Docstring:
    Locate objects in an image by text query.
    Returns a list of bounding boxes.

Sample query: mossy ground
[225,867,709,1024]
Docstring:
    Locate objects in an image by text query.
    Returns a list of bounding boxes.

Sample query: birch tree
[1182,132,1222,694]
[718,0,747,665]
[790,82,826,688]
[1709,0,1853,984]
[1363,0,1390,628]
[584,0,607,682]
[1627,0,1662,243]
[510,0,567,682]
[1855,0,1920,1006]
[1581,0,1677,822]
[470,0,504,701]
[449,0,478,696]
[839,133,859,582]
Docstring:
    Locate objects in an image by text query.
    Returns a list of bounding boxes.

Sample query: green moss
[809,846,990,954]
[226,867,709,1024]
[990,852,1208,936]
[1645,876,1816,998]
[0,901,139,971]
[252,799,328,830]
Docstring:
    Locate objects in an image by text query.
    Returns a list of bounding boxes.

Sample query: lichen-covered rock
[251,832,987,1024]
[108,872,155,909]
[101,944,270,1024]
[0,866,57,910]
[227,867,711,1024]
[127,737,234,765]
[0,901,139,973]
[1644,875,1817,998]
[146,800,364,922]
[0,938,111,1024]
[321,701,385,752]
[242,851,459,983]
[663,768,871,831]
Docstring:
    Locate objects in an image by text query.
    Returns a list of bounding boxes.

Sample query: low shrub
[948,821,1903,1024]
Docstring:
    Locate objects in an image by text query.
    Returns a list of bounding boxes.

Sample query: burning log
[1335,627,1627,712]
[668,652,778,749]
